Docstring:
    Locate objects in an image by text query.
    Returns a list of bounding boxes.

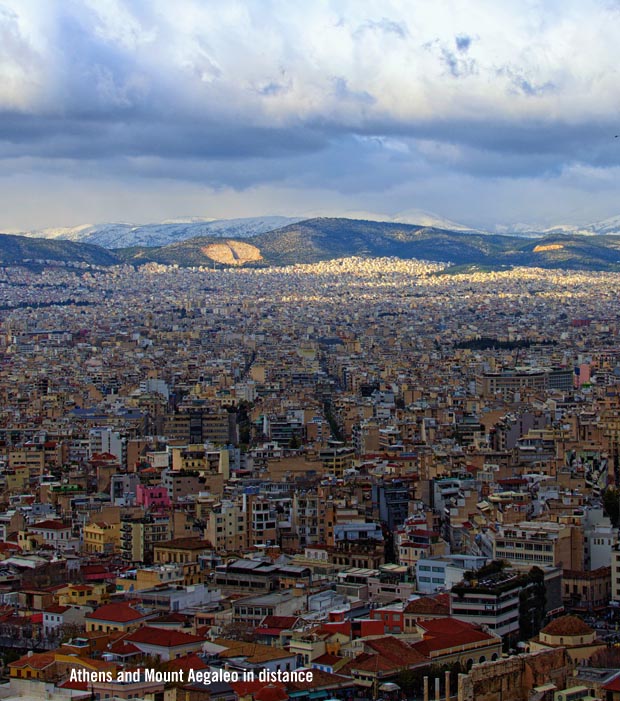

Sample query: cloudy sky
[1,0,620,232]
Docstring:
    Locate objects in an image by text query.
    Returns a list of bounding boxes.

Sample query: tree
[519,567,546,641]
[603,487,620,527]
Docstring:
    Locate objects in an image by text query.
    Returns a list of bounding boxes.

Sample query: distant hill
[249,218,519,266]
[4,217,620,271]
[507,234,620,269]
[0,233,121,267]
[116,218,620,270]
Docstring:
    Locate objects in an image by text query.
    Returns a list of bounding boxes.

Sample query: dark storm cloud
[0,111,330,161]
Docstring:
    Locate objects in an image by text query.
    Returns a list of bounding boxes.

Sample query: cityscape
[3,1,620,701]
[0,252,620,701]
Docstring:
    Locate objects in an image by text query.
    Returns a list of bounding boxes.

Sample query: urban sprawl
[1,257,620,701]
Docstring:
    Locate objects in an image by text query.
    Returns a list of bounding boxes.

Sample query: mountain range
[18,216,303,249]
[16,213,620,248]
[2,216,620,271]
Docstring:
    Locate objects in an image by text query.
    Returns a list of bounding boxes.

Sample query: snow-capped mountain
[554,215,620,236]
[304,208,484,233]
[391,208,483,233]
[496,215,620,238]
[21,216,303,249]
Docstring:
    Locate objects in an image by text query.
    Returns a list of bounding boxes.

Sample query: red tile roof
[108,639,141,656]
[87,602,147,623]
[230,680,287,697]
[364,636,428,666]
[312,653,343,666]
[259,615,299,630]
[602,674,620,692]
[541,615,593,637]
[413,618,497,656]
[126,626,205,648]
[165,652,208,673]
[404,596,450,616]
[58,679,89,691]
[30,520,69,530]
[255,683,290,701]
[0,542,21,552]
[91,452,119,461]
[9,652,56,670]
[44,605,70,614]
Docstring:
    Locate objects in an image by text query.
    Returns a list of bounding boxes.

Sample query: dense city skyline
[2,0,620,232]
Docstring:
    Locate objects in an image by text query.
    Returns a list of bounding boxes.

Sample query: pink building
[136,484,171,511]
[574,363,591,387]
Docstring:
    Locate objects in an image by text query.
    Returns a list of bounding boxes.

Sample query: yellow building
[115,565,185,592]
[170,444,230,480]
[57,582,108,607]
[319,445,355,478]
[5,467,29,493]
[203,499,246,552]
[152,538,212,584]
[83,521,121,554]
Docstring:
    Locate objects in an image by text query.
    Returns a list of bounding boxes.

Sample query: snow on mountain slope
[495,215,620,238]
[21,216,303,248]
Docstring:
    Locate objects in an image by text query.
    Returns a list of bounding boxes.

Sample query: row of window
[418,576,444,584]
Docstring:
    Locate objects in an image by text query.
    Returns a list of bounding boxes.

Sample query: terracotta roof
[312,653,344,666]
[364,636,428,666]
[44,605,70,614]
[9,652,55,670]
[413,618,497,656]
[30,520,69,530]
[108,639,141,656]
[404,596,450,616]
[214,638,294,663]
[0,542,21,552]
[602,674,620,692]
[87,602,147,623]
[126,626,205,648]
[58,679,88,691]
[165,652,208,673]
[255,683,289,701]
[91,452,119,461]
[348,653,402,674]
[340,637,427,676]
[541,615,594,637]
[230,680,287,697]
[259,615,299,630]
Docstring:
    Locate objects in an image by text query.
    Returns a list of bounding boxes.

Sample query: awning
[533,683,556,693]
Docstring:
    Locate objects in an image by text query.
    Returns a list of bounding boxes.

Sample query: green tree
[603,487,620,527]
[519,567,546,641]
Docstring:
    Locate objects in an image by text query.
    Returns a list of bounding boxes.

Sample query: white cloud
[1,0,620,229]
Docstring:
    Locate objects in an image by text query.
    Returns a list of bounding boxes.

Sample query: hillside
[0,233,121,267]
[4,218,620,271]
